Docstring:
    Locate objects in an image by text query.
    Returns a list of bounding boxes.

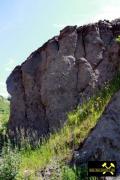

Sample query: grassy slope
[18,74,120,179]
[1,74,120,179]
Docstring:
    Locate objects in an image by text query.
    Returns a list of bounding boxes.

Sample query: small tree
[116,35,120,43]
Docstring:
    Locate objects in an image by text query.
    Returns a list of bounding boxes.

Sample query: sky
[0,0,120,97]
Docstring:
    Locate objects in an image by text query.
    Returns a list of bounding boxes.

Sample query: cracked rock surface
[6,19,120,139]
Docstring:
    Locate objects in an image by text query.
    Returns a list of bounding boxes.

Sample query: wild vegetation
[0,96,9,134]
[116,35,120,43]
[1,73,120,179]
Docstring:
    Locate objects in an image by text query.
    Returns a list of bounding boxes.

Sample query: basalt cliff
[7,19,120,143]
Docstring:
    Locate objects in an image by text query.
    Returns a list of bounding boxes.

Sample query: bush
[61,165,99,180]
[116,35,120,43]
[61,166,76,180]
[0,145,20,180]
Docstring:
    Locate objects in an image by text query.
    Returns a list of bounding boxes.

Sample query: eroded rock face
[73,89,120,173]
[6,19,120,139]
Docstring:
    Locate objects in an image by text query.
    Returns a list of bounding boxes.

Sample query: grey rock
[6,19,120,140]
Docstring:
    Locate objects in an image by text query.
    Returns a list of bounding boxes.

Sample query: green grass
[1,74,120,179]
[0,96,10,134]
[18,73,120,179]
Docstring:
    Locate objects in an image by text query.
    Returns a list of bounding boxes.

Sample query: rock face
[73,89,120,173]
[6,19,120,139]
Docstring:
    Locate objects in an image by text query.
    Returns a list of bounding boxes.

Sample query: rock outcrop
[73,89,120,174]
[6,19,120,139]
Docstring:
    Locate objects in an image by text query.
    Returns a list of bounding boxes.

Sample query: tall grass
[19,73,120,179]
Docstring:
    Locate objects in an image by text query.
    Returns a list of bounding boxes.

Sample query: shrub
[61,166,76,180]
[61,166,98,180]
[0,145,20,180]
[116,35,120,43]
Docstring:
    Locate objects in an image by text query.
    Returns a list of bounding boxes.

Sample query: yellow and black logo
[88,161,116,177]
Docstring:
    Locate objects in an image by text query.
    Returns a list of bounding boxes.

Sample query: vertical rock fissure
[55,37,60,52]
[82,31,87,58]
[75,58,80,106]
[93,58,103,71]
[74,30,80,106]
[39,93,49,134]
[21,70,29,135]
[74,29,89,106]
[40,87,50,134]
[40,50,50,134]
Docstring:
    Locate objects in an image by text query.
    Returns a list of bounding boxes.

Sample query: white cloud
[0,81,8,98]
[73,5,120,26]
[5,58,17,72]
[53,3,120,29]
[92,5,120,22]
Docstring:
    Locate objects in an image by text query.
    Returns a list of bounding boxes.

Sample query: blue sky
[0,0,120,97]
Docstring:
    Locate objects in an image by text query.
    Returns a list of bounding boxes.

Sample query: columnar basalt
[7,19,120,139]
